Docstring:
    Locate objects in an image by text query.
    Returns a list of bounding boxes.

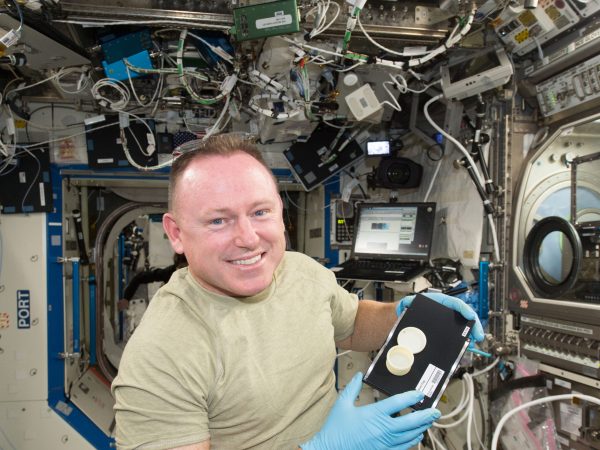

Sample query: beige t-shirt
[112,251,359,450]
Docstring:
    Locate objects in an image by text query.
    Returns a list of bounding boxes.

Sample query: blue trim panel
[478,261,489,321]
[324,175,339,267]
[47,164,114,449]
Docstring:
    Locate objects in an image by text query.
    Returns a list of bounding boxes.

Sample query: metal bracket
[415,6,452,25]
[58,351,80,361]
[57,256,81,264]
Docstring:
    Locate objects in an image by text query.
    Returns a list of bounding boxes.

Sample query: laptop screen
[352,202,436,261]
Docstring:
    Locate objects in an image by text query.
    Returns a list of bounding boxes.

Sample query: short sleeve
[327,273,359,342]
[111,296,216,449]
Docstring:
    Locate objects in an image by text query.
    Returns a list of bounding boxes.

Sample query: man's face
[163,152,286,297]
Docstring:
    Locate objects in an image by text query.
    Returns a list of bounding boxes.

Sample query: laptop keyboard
[344,259,418,273]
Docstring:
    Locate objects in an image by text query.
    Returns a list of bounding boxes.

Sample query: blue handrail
[72,258,80,354]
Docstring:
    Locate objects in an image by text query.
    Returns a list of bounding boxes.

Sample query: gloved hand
[301,372,440,450]
[396,292,485,343]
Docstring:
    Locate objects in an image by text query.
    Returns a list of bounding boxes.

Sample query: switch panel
[536,52,600,116]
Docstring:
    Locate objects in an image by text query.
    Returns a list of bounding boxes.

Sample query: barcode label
[256,13,292,29]
[0,29,20,48]
[415,364,445,398]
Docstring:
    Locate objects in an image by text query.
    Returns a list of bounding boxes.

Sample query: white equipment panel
[536,52,600,116]
[0,401,93,450]
[524,25,600,78]
[0,214,95,449]
[493,0,579,56]
[0,214,48,402]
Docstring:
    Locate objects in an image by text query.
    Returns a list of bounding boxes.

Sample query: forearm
[336,300,397,352]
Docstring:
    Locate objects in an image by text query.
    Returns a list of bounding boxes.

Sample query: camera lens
[386,162,411,185]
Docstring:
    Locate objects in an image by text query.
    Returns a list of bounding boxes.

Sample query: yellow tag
[489,17,503,29]
[518,10,537,27]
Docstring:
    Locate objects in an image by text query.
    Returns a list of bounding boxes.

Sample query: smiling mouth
[230,254,262,265]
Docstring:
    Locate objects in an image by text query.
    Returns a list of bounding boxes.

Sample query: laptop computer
[331,202,436,283]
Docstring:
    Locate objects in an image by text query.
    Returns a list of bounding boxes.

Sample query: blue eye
[255,209,268,217]
[211,218,224,225]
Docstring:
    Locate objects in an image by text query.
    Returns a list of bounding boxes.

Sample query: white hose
[492,394,600,450]
[423,94,501,262]
[472,357,500,377]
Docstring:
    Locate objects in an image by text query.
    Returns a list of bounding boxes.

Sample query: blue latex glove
[396,292,485,343]
[301,372,441,450]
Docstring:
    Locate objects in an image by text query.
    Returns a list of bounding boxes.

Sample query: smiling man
[111,134,482,450]
[163,142,286,298]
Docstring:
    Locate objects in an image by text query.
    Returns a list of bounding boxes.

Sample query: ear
[163,212,185,254]
[277,194,286,226]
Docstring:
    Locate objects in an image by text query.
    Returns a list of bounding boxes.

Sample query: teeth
[231,254,261,265]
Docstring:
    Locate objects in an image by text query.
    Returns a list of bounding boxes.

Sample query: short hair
[168,133,275,212]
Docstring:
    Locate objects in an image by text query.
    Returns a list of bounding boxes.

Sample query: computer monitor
[352,202,436,261]
[440,48,513,101]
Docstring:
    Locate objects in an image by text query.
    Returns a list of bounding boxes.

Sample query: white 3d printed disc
[397,326,427,354]
[386,345,415,376]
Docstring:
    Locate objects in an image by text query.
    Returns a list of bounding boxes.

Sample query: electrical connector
[146,133,156,155]
[6,117,15,136]
[210,45,234,63]
[119,112,130,128]
[84,115,106,126]
[0,29,21,49]
[221,74,238,94]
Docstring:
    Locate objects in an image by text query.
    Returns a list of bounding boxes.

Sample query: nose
[233,216,260,248]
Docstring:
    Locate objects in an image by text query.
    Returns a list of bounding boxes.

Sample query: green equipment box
[233,0,300,42]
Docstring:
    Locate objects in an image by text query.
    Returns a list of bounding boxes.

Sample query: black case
[0,145,53,214]
[363,294,474,410]
[284,124,364,191]
[86,115,157,169]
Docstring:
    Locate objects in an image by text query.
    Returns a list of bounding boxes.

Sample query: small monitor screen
[448,50,502,83]
[367,141,391,156]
